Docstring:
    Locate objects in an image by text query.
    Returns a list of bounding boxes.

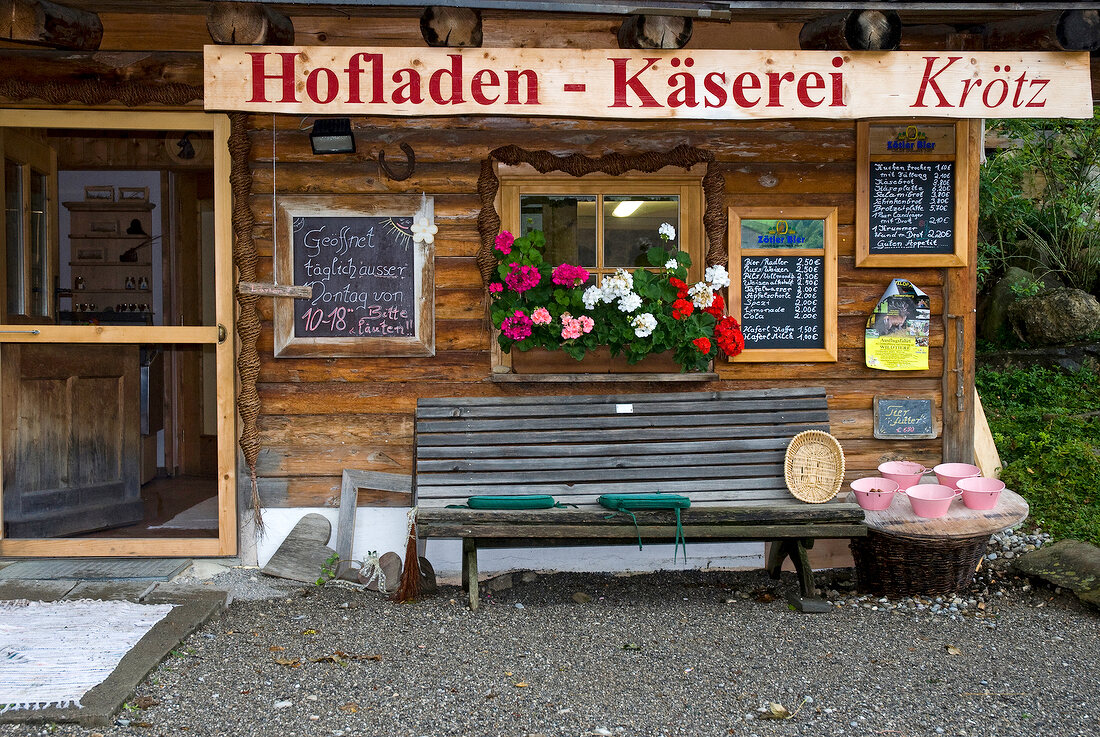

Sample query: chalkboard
[868,161,954,255]
[292,215,416,338]
[740,255,825,350]
[874,396,936,439]
[273,196,435,358]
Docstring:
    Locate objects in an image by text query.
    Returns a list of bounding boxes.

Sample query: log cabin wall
[16,4,1084,513]
[247,111,950,509]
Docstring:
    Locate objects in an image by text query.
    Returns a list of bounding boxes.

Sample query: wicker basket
[850,529,989,597]
[784,430,845,503]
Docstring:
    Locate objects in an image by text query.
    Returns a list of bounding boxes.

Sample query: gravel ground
[2,533,1098,737]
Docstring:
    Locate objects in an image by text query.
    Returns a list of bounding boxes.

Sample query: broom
[393,507,421,602]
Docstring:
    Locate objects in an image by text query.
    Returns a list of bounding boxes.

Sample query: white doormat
[0,599,175,712]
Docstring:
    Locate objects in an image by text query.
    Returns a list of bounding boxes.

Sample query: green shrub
[977,367,1100,546]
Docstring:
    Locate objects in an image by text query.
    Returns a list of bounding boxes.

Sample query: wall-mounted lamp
[310,118,356,155]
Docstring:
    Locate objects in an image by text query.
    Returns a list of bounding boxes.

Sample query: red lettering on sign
[429,54,465,105]
[731,72,760,107]
[344,53,383,104]
[247,52,299,104]
[912,56,961,108]
[796,71,825,107]
[766,71,795,107]
[392,68,423,104]
[472,68,500,105]
[609,57,661,108]
[703,72,727,108]
[306,67,338,104]
[505,69,539,105]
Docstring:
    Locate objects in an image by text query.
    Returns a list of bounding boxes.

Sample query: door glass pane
[603,195,679,267]
[5,159,24,316]
[519,195,597,267]
[30,168,48,317]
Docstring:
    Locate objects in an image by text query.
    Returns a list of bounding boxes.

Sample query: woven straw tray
[784,430,845,503]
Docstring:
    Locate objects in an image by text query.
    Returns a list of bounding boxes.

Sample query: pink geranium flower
[495,231,515,255]
[504,263,541,293]
[501,310,533,341]
[531,307,552,325]
[551,263,590,288]
[488,282,504,294]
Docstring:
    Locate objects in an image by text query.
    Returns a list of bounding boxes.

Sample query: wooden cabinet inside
[64,196,155,325]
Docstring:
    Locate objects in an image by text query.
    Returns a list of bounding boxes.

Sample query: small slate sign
[874,396,936,439]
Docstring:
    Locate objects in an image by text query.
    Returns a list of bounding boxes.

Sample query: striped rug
[0,598,175,712]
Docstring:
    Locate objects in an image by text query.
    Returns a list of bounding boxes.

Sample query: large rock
[980,267,1037,342]
[1013,539,1100,604]
[1009,287,1100,345]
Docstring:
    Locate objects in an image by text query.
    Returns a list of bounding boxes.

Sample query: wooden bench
[413,387,866,611]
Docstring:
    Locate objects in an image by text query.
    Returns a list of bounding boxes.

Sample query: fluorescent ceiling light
[611,200,643,217]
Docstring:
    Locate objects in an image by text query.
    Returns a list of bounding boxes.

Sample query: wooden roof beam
[983,10,1100,52]
[420,6,482,47]
[799,10,901,51]
[1,0,102,51]
[207,1,294,45]
[618,14,693,49]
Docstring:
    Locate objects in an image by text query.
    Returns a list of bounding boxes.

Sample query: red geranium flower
[704,293,725,317]
[715,315,745,357]
[693,337,711,353]
[672,298,694,320]
[668,277,690,299]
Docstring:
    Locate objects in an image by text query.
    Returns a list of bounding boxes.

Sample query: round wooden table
[847,485,1029,596]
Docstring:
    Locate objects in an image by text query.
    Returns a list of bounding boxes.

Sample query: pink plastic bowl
[877,461,928,491]
[904,484,960,518]
[933,462,982,489]
[957,476,1006,510]
[850,477,900,511]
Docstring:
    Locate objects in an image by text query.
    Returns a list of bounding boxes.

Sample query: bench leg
[462,538,479,611]
[767,539,832,614]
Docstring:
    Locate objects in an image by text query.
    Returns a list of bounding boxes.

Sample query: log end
[618,14,693,50]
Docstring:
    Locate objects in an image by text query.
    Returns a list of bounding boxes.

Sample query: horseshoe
[378,142,416,181]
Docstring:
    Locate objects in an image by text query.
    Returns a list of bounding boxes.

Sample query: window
[500,172,705,285]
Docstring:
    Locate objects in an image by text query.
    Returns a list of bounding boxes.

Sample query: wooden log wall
[246,114,950,509]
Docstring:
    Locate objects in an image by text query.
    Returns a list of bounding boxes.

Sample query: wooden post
[983,10,1100,52]
[420,6,482,48]
[0,0,102,51]
[207,1,294,45]
[799,10,901,50]
[617,14,693,50]
[462,538,479,610]
[941,120,981,464]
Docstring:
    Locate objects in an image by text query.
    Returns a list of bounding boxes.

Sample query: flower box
[509,346,683,374]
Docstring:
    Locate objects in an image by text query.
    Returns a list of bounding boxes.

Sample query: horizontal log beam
[799,10,900,51]
[2,0,103,51]
[983,10,1100,52]
[0,48,202,106]
[207,1,294,46]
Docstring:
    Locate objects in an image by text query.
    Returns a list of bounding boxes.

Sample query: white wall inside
[254,507,764,577]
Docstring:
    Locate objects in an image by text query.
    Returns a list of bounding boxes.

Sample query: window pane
[603,195,679,267]
[740,218,825,249]
[519,195,596,267]
[5,159,24,316]
[30,168,48,316]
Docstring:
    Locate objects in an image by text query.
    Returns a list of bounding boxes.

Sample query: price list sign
[292,215,416,339]
[868,161,954,255]
[740,256,825,350]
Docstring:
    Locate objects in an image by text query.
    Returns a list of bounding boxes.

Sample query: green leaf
[646,246,668,267]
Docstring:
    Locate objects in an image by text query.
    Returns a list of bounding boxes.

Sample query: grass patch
[977,367,1100,546]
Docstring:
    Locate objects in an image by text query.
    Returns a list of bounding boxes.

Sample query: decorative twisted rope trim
[230,112,264,534]
[0,80,201,107]
[476,144,727,286]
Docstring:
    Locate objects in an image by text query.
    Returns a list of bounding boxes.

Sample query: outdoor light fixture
[611,200,643,217]
[309,118,356,154]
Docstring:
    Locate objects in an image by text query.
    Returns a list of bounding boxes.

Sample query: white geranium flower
[704,264,730,289]
[659,223,676,242]
[582,285,603,311]
[601,269,634,300]
[411,216,437,244]
[632,312,657,338]
[618,292,642,313]
[664,258,678,270]
[688,281,715,309]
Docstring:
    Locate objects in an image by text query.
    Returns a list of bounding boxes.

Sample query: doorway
[0,111,235,557]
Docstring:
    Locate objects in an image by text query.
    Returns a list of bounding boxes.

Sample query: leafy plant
[977,367,1100,546]
[487,225,743,372]
[315,552,341,586]
[1008,277,1044,300]
[978,110,1100,293]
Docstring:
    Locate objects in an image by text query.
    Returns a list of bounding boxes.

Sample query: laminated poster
[865,279,930,371]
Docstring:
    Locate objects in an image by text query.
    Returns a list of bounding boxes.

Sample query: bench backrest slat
[414,387,829,507]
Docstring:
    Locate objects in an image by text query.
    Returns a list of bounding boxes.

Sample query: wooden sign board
[856,119,968,267]
[728,206,838,363]
[203,47,1093,120]
[273,196,434,357]
[874,395,937,439]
